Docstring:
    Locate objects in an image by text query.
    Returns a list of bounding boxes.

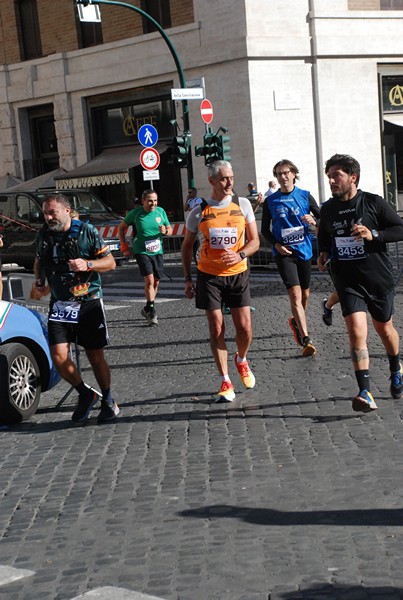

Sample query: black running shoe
[352,390,378,412]
[141,307,150,321]
[390,364,403,399]
[98,400,120,423]
[72,390,98,422]
[322,298,333,327]
[288,317,303,347]
[148,310,158,326]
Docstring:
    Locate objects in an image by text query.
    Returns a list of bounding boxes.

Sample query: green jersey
[36,219,110,301]
[124,206,170,255]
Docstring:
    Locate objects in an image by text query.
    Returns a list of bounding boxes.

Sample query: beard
[48,219,67,231]
[330,186,350,200]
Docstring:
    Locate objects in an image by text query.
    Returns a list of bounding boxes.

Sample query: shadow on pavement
[4,393,364,434]
[178,503,403,527]
[278,583,403,599]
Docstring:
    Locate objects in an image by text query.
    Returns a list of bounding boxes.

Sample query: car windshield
[35,191,108,214]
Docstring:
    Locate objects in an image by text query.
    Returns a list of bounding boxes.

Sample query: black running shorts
[338,288,395,323]
[135,253,164,280]
[274,254,312,290]
[48,298,109,349]
[195,269,251,311]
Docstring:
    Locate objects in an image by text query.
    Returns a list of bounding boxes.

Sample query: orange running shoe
[302,338,317,357]
[234,353,256,389]
[215,381,235,403]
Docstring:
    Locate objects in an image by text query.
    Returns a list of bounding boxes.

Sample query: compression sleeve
[309,194,321,220]
[317,203,333,253]
[377,198,403,243]
[261,200,277,246]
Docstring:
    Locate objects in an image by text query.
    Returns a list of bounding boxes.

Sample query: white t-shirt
[186,195,255,233]
[187,196,203,211]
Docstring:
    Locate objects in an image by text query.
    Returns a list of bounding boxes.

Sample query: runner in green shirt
[118,189,172,325]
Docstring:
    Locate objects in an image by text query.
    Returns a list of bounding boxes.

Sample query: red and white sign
[200,98,213,124]
[96,222,187,241]
[140,147,160,171]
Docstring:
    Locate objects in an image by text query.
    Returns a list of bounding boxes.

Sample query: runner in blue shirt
[261,159,320,357]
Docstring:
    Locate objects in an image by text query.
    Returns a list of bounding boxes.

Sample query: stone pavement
[1,271,403,600]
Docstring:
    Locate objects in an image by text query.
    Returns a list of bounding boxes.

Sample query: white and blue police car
[0,300,60,423]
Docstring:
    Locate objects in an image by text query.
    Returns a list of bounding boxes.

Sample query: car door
[4,194,41,269]
[0,193,20,265]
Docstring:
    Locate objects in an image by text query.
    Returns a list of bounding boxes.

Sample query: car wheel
[0,343,41,423]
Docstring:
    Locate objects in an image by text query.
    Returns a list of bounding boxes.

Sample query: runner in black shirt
[318,153,403,412]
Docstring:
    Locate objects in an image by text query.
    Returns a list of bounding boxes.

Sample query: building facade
[0,0,403,217]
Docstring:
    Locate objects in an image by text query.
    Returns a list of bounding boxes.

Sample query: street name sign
[171,88,204,100]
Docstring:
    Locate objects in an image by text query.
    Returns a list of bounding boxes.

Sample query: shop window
[92,98,174,148]
[15,0,42,60]
[141,0,171,33]
[381,0,403,8]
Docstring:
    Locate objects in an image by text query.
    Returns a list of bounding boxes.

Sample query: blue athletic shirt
[265,187,313,261]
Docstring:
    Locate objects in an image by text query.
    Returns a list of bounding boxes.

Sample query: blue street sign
[138,124,158,148]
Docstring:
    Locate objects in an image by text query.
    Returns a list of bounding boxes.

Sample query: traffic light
[218,133,231,161]
[194,130,213,163]
[208,135,222,164]
[194,128,231,165]
[194,130,221,166]
[167,134,190,168]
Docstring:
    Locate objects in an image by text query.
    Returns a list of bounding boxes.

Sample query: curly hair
[325,154,360,185]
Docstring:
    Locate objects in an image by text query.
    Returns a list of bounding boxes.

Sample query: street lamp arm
[76,0,194,187]
[77,0,186,87]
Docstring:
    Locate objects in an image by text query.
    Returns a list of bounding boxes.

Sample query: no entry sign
[200,98,213,124]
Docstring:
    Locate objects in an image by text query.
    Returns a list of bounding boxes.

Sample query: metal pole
[76,0,194,187]
[308,0,326,205]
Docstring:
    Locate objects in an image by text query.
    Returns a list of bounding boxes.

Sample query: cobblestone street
[1,273,403,599]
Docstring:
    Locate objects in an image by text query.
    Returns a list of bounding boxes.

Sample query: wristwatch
[239,251,247,260]
[371,229,379,240]
[87,261,94,270]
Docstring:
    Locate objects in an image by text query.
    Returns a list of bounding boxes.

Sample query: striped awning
[54,145,157,189]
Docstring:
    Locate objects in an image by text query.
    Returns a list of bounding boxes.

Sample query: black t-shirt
[318,190,403,297]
